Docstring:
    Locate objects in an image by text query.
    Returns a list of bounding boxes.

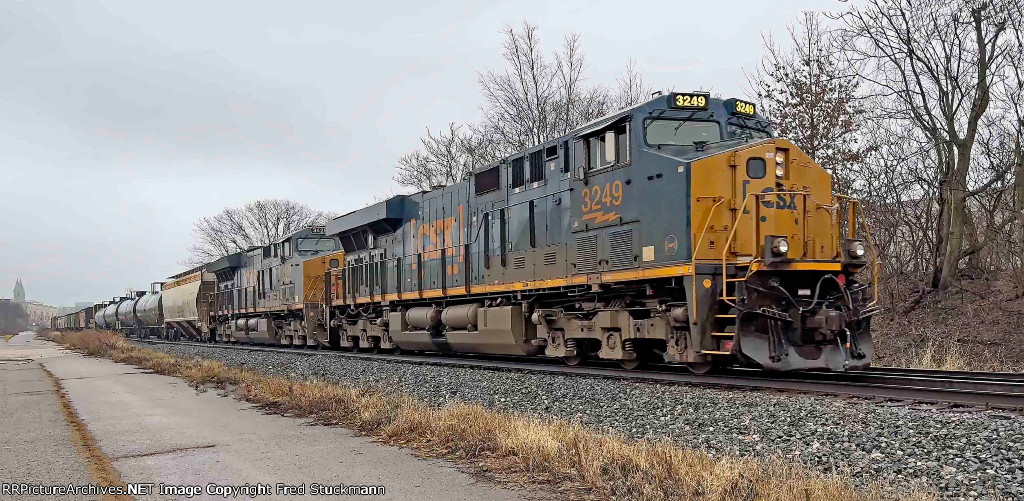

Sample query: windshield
[727,124,771,141]
[296,238,337,252]
[645,120,722,146]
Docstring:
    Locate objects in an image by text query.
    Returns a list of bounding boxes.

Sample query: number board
[669,92,709,110]
[730,99,757,117]
[309,226,326,235]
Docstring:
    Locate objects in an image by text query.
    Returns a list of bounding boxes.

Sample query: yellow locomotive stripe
[748,262,842,272]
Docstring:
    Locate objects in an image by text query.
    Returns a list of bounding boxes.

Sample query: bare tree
[185,199,335,265]
[394,124,482,191]
[749,12,868,194]
[840,0,1017,289]
[613,58,655,110]
[395,21,655,190]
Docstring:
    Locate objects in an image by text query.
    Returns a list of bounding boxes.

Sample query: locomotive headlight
[849,241,866,258]
[774,151,786,178]
[772,237,790,256]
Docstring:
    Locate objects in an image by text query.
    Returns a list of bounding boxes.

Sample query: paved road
[1,332,543,500]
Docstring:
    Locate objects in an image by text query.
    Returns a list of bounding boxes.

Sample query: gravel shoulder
[136,342,1024,501]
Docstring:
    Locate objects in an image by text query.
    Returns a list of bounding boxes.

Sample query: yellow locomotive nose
[689,139,837,263]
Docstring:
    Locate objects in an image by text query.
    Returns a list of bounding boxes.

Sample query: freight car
[52,304,95,331]
[57,92,877,372]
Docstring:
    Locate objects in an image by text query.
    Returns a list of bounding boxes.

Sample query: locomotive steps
[47,329,933,501]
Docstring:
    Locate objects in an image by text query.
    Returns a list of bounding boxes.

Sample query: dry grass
[878,330,972,371]
[48,330,935,501]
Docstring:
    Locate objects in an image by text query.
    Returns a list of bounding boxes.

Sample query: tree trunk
[931,147,953,289]
[938,148,973,290]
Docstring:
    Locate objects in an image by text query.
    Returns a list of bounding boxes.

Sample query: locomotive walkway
[0,333,544,501]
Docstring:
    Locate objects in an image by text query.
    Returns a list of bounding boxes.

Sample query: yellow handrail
[720,190,820,307]
[690,196,726,321]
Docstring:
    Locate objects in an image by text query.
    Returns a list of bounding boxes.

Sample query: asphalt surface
[1,332,542,501]
[0,332,93,500]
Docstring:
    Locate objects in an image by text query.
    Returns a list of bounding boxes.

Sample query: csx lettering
[759,187,798,210]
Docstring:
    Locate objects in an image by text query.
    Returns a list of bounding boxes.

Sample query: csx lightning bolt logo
[581,180,624,224]
[582,211,620,224]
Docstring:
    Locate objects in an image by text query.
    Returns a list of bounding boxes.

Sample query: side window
[573,139,586,178]
[586,122,631,171]
[561,141,571,173]
[746,157,766,179]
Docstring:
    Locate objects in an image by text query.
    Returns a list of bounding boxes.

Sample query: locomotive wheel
[684,362,715,374]
[562,354,585,366]
[392,346,403,355]
[619,358,643,370]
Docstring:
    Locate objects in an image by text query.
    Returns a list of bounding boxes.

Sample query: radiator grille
[542,251,558,266]
[575,234,600,273]
[608,229,634,269]
[513,255,527,269]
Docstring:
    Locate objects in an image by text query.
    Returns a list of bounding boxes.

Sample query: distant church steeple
[13,278,25,303]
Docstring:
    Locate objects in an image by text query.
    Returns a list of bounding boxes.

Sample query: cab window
[585,122,630,171]
[645,120,721,146]
[727,124,771,141]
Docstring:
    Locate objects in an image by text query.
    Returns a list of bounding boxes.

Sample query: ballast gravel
[137,342,1024,501]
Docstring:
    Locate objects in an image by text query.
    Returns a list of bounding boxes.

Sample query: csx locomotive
[55,92,878,372]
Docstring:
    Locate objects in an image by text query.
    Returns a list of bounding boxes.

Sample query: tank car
[134,283,165,339]
[316,93,876,371]
[115,292,146,335]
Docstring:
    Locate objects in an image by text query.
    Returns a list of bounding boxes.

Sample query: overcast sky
[0,0,841,306]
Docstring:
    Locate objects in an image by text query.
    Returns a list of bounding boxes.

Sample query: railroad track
[137,339,1024,411]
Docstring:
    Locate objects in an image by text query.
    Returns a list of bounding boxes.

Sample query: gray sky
[0,0,837,306]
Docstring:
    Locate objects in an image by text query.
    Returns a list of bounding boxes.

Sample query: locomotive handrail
[719,192,879,309]
[689,196,726,322]
[833,195,880,308]
[720,190,817,307]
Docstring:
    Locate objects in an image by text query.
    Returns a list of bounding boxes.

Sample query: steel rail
[136,339,1024,410]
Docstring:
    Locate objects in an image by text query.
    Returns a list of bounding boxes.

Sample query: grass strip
[47,329,935,501]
